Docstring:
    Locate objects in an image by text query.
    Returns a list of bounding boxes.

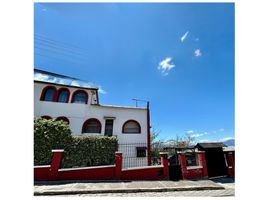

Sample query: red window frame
[71,90,88,104]
[40,86,57,102]
[82,118,102,133]
[56,116,70,124]
[41,115,52,120]
[122,120,141,134]
[56,88,70,103]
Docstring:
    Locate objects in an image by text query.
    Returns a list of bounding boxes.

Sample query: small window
[82,118,101,133]
[56,116,69,124]
[40,86,57,102]
[122,120,141,133]
[104,119,114,136]
[185,153,198,166]
[57,88,70,103]
[136,147,147,157]
[72,90,88,104]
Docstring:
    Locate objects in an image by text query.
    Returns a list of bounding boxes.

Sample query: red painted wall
[34,150,207,182]
[225,152,235,177]
[122,167,164,180]
[57,166,116,180]
[184,168,203,179]
[178,151,208,180]
[34,166,50,181]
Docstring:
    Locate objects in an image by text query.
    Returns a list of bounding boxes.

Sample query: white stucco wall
[34,82,148,145]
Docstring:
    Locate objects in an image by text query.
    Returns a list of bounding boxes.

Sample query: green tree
[150,128,163,165]
[167,134,195,148]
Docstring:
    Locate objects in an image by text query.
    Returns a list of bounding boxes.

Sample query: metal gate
[167,149,182,181]
[118,143,148,169]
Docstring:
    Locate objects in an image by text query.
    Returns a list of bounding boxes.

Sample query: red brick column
[197,151,208,178]
[226,152,234,177]
[160,152,169,178]
[115,152,122,179]
[178,152,188,180]
[48,149,64,181]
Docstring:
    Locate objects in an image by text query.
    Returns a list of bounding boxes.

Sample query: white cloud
[198,139,210,143]
[194,49,202,57]
[189,131,209,138]
[98,87,107,94]
[187,130,194,134]
[158,57,175,75]
[190,133,203,138]
[180,31,189,42]
[219,137,234,142]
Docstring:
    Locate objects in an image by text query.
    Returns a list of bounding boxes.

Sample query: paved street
[50,178,235,197]
[64,178,235,197]
[35,177,234,197]
[75,188,234,197]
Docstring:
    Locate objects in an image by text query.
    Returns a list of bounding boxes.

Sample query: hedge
[34,118,118,168]
[34,118,73,165]
[62,136,118,168]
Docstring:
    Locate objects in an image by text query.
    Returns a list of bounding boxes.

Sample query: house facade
[34,69,151,168]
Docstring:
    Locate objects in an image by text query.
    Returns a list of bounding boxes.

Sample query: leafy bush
[34,118,73,165]
[34,118,118,168]
[62,136,118,168]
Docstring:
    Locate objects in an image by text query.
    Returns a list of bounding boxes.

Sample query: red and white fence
[34,150,169,181]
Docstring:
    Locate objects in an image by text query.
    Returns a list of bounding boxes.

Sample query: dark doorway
[104,119,114,136]
[168,154,182,181]
[196,143,227,177]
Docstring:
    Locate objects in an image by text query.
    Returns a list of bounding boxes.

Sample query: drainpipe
[147,102,151,166]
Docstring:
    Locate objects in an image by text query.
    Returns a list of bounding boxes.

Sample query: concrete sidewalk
[34,179,225,196]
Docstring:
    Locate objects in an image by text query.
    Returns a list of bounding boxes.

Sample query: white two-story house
[34,69,151,168]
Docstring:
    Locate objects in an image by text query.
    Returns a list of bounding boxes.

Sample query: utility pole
[132,98,151,165]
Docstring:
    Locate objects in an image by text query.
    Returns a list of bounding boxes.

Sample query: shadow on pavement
[210,177,235,184]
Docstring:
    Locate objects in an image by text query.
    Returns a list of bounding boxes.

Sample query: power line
[34,38,88,57]
[34,45,88,60]
[34,33,90,52]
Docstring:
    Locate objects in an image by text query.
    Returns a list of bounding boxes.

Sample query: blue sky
[34,3,234,143]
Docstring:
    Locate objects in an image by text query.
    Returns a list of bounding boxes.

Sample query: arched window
[71,90,88,104]
[122,120,141,133]
[56,88,70,103]
[56,116,69,124]
[41,115,52,120]
[82,118,101,133]
[40,86,57,102]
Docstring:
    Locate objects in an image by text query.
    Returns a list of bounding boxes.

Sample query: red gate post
[178,152,188,180]
[115,152,123,179]
[48,149,64,181]
[197,151,208,178]
[226,152,234,177]
[160,152,169,178]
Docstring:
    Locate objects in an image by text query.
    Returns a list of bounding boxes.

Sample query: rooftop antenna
[132,98,149,108]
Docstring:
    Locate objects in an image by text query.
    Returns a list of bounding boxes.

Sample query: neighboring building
[195,143,227,178]
[34,69,151,168]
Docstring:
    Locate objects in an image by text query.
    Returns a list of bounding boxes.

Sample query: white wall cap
[52,149,64,152]
[122,165,163,171]
[186,166,203,170]
[34,165,51,168]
